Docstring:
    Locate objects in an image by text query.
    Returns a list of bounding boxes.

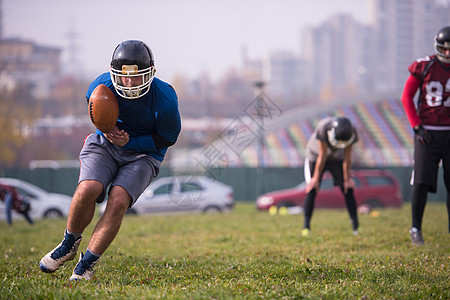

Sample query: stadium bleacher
[233,98,414,167]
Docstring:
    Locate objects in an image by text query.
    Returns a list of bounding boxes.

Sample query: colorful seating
[235,98,414,167]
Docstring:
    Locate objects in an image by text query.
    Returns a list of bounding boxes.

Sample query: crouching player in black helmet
[39,40,181,280]
[401,26,450,246]
[301,116,359,236]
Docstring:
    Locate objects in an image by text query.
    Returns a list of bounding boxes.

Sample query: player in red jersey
[401,26,450,245]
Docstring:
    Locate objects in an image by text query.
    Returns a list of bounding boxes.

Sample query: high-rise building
[300,0,450,99]
[370,0,450,93]
[264,51,307,107]
[302,14,372,101]
[0,39,61,99]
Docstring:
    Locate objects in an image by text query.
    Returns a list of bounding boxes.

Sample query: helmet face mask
[434,26,450,63]
[327,127,355,149]
[110,65,155,99]
[110,40,156,99]
[326,117,355,149]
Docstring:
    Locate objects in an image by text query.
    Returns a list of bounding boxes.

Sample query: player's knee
[76,180,104,201]
[106,186,132,213]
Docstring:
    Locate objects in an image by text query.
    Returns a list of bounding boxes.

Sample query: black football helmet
[434,26,450,63]
[327,117,356,149]
[110,40,156,99]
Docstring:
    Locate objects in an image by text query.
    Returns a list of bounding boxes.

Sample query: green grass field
[1,202,449,299]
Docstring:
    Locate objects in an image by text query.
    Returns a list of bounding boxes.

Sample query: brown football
[88,84,119,133]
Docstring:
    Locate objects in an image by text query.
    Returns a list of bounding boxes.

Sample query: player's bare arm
[306,141,328,193]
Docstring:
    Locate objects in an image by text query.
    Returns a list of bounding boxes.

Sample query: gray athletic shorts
[79,134,161,206]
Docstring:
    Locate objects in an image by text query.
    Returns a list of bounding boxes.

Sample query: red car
[256,169,403,210]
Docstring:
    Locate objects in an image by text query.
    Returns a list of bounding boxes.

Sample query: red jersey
[0,184,23,211]
[403,55,450,128]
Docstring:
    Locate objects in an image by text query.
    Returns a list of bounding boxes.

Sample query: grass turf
[0,202,449,299]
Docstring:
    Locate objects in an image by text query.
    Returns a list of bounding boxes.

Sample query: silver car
[99,175,234,215]
[0,177,72,220]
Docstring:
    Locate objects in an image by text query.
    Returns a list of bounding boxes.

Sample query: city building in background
[0,0,449,169]
[301,14,373,102]
[370,0,450,93]
[0,38,61,99]
[255,0,450,103]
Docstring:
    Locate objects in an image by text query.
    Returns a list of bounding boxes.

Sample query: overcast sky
[3,0,368,82]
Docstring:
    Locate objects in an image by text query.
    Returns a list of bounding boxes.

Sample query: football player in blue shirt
[39,40,181,280]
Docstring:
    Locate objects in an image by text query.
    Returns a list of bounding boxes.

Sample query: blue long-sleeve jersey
[86,73,181,162]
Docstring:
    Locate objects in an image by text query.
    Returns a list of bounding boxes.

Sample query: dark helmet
[327,117,355,149]
[434,26,450,63]
[109,40,156,99]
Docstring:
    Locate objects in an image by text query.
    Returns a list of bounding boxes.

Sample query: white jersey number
[426,78,450,107]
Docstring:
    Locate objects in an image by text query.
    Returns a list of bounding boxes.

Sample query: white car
[99,175,234,215]
[0,177,72,221]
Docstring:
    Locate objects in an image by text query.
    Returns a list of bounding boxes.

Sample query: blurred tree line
[0,75,92,169]
[1,66,281,169]
[0,82,39,168]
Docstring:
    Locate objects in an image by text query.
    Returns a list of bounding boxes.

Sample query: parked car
[256,169,403,211]
[0,177,72,221]
[99,175,234,215]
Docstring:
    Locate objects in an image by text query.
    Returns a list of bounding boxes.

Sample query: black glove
[414,125,431,145]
